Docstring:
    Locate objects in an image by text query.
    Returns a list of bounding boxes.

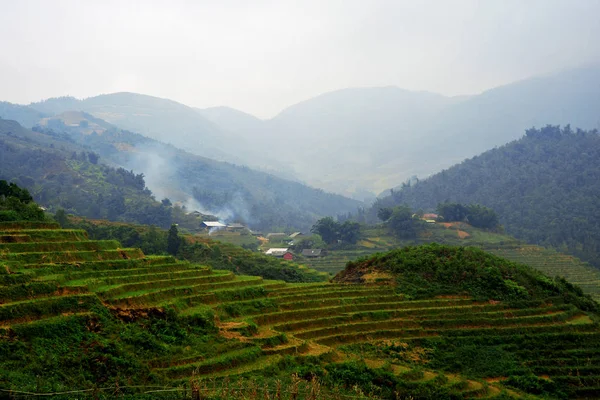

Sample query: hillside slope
[301,220,600,303]
[205,67,600,197]
[29,92,256,166]
[0,119,177,227]
[3,116,360,231]
[24,67,600,198]
[370,125,600,267]
[0,102,47,128]
[2,221,599,398]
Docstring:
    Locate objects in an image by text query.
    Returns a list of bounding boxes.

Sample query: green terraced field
[1,222,599,399]
[304,223,600,303]
[486,244,600,302]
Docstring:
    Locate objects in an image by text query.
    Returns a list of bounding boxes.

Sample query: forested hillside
[206,67,600,198]
[0,116,360,231]
[370,125,600,267]
[29,93,255,167]
[23,68,600,200]
[0,119,179,227]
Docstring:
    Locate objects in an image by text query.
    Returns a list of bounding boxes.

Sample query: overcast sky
[1,0,599,118]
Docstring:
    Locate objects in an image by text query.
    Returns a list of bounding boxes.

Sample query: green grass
[0,229,88,242]
[0,239,121,253]
[1,223,599,398]
[0,248,144,264]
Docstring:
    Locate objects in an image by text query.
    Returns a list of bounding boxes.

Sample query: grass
[1,223,599,399]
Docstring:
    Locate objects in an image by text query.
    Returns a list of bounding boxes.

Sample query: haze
[1,0,599,118]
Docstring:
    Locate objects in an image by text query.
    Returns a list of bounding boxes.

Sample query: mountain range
[4,66,595,201]
[367,125,600,268]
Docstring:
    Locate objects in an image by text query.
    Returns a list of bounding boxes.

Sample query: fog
[1,0,599,118]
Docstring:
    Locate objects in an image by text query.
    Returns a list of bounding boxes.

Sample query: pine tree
[167,224,181,256]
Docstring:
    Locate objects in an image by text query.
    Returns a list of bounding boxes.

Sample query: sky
[1,0,599,118]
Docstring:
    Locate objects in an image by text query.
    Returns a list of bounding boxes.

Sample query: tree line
[367,125,600,267]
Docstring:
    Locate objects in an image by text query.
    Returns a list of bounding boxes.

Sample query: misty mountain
[195,106,299,181]
[32,112,361,231]
[29,92,253,166]
[22,67,600,201]
[201,67,600,198]
[367,125,600,268]
[0,102,47,128]
[196,106,264,135]
[0,118,176,227]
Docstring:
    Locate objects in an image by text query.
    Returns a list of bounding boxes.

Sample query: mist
[1,0,599,118]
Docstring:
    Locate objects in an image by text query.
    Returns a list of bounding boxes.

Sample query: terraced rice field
[305,239,600,303]
[303,249,382,275]
[1,222,599,398]
[487,244,600,302]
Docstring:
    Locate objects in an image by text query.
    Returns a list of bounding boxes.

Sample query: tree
[167,224,181,256]
[466,204,499,229]
[311,217,339,244]
[437,202,469,222]
[388,205,420,239]
[338,221,361,244]
[87,152,99,164]
[55,209,68,227]
[377,207,393,222]
[291,235,326,252]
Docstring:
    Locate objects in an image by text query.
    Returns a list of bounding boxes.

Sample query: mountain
[0,118,176,227]
[195,106,299,181]
[30,92,253,165]
[367,125,600,268]
[24,67,600,199]
[28,113,361,231]
[0,102,47,128]
[201,66,600,197]
[196,106,264,135]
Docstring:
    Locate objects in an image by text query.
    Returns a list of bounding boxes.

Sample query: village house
[289,232,303,239]
[265,248,293,260]
[226,223,246,231]
[201,221,226,229]
[301,249,322,258]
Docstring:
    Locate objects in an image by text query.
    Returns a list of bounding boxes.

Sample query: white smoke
[122,142,254,226]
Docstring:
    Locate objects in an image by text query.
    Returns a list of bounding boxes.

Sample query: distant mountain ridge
[7,65,600,199]
[202,67,600,198]
[3,113,360,231]
[367,125,600,268]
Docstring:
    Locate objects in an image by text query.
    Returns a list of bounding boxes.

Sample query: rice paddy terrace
[303,223,600,303]
[1,222,599,399]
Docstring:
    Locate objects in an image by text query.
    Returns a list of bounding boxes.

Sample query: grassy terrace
[1,223,599,399]
[304,223,600,304]
[487,244,600,302]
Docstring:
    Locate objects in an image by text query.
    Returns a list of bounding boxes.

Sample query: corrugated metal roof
[202,221,226,227]
[301,249,322,257]
[265,248,289,255]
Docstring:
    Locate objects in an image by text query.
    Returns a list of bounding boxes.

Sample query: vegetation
[0,180,46,222]
[58,214,326,284]
[370,125,600,267]
[338,243,597,310]
[311,217,361,245]
[22,113,360,232]
[0,119,183,228]
[436,202,499,229]
[1,207,598,399]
